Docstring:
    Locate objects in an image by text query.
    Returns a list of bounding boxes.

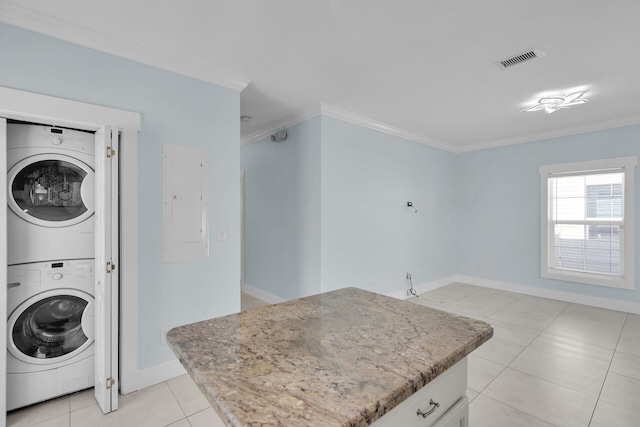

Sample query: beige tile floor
[414,283,640,427]
[7,285,640,426]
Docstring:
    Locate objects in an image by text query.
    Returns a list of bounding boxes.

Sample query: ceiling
[2,0,640,152]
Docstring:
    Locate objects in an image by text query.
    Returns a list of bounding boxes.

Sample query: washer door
[8,289,95,366]
[8,153,95,227]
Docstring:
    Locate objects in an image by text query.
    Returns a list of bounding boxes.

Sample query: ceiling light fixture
[522,90,589,114]
[240,115,251,122]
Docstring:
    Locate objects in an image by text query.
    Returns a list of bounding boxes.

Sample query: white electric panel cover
[163,144,209,263]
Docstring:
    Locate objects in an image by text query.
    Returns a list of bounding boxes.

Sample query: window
[539,157,637,289]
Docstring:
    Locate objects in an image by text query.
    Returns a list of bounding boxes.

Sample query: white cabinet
[371,358,468,427]
[432,396,468,427]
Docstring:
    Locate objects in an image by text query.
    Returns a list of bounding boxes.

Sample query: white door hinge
[106,377,115,389]
[107,146,116,158]
[107,261,116,273]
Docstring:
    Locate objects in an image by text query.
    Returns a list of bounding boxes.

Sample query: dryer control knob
[52,273,63,280]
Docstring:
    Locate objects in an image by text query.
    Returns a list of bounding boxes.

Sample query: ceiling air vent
[498,48,544,69]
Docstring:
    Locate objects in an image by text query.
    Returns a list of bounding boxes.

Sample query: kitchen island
[166,287,492,427]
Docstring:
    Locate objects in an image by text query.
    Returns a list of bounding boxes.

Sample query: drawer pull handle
[417,399,440,418]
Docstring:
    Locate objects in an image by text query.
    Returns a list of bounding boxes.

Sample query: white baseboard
[455,275,640,315]
[387,275,457,300]
[132,359,186,393]
[128,274,640,396]
[241,283,286,304]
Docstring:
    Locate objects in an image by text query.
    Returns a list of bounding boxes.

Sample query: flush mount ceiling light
[522,90,589,114]
[240,115,251,122]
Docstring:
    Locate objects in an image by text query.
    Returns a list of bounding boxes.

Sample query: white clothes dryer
[7,123,95,265]
[6,259,95,411]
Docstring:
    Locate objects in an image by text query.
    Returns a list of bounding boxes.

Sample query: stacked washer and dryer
[6,123,96,410]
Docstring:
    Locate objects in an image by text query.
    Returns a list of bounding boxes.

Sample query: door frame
[0,87,141,423]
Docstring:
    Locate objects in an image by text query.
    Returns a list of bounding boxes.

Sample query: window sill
[541,268,635,290]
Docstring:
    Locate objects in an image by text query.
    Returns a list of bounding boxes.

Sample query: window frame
[539,156,637,290]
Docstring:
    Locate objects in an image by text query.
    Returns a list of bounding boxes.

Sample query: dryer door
[7,289,94,367]
[7,153,95,227]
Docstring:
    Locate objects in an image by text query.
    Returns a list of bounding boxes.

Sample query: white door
[1,117,8,427]
[94,126,119,413]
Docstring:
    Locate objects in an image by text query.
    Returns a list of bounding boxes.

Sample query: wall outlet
[217,227,227,241]
[370,279,376,288]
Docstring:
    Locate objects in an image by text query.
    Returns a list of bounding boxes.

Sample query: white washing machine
[6,259,95,411]
[7,123,95,265]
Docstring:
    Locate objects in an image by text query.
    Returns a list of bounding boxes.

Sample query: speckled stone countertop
[166,287,492,427]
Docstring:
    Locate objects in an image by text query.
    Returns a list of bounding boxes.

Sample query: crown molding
[458,114,640,153]
[318,104,455,152]
[240,104,322,146]
[241,103,457,152]
[0,2,250,92]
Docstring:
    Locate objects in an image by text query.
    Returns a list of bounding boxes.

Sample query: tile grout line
[165,379,190,425]
[477,299,578,427]
[586,312,630,427]
[472,310,550,423]
[438,287,579,427]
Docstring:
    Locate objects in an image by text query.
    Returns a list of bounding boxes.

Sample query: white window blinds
[547,170,624,277]
[539,156,636,290]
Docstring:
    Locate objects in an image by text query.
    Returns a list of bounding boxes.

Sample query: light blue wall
[320,117,458,295]
[242,116,457,299]
[457,125,640,303]
[241,118,321,300]
[0,23,241,369]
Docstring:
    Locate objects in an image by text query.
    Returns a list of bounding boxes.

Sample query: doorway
[0,87,141,426]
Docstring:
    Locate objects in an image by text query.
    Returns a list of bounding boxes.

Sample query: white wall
[0,23,241,371]
[320,117,458,295]
[241,115,458,299]
[242,116,640,311]
[457,124,640,305]
[241,118,321,300]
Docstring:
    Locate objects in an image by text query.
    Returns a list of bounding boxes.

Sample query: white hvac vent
[498,48,544,68]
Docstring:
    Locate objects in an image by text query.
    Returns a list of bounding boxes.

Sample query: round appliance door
[7,289,95,366]
[7,153,95,228]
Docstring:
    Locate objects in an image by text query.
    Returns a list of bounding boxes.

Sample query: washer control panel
[6,123,95,154]
[8,259,94,290]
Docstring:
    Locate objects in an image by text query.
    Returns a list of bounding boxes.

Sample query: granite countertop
[166,287,493,427]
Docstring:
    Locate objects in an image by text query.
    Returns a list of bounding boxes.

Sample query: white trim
[118,128,139,394]
[458,114,640,153]
[135,360,186,391]
[0,87,141,131]
[0,118,7,427]
[242,103,640,154]
[319,104,454,152]
[539,156,637,290]
[387,276,458,300]
[241,104,322,146]
[4,1,639,153]
[0,87,141,403]
[0,2,250,92]
[455,275,640,315]
[241,283,287,304]
[539,156,639,175]
[240,103,457,151]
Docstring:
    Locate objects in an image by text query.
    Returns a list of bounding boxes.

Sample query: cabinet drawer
[371,358,467,427]
[432,396,468,427]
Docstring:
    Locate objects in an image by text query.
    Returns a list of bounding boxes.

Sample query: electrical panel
[162,144,209,263]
